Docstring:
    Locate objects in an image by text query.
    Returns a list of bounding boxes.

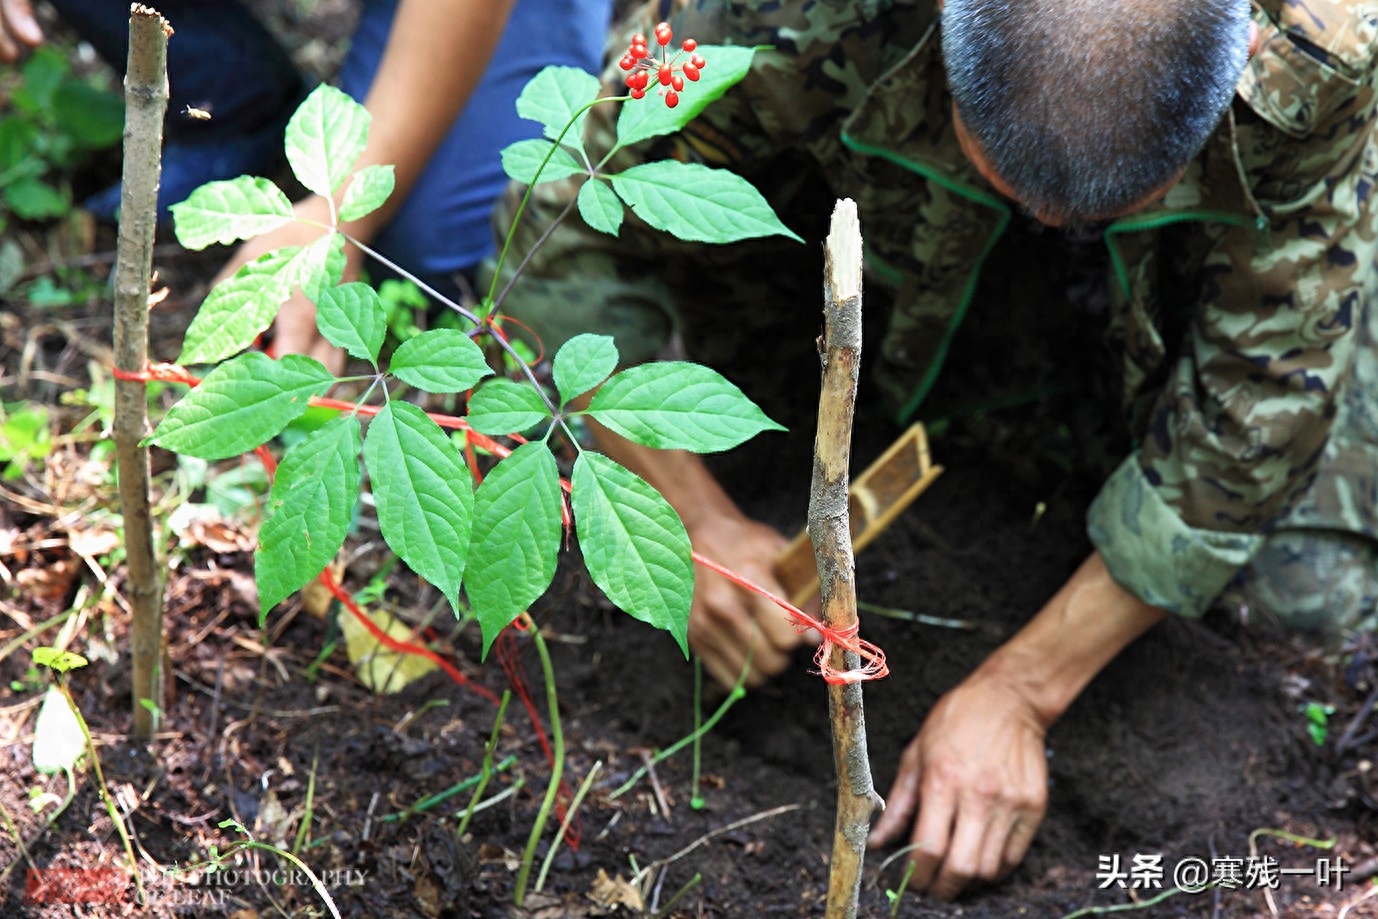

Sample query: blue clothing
[341,0,614,283]
[52,0,613,284]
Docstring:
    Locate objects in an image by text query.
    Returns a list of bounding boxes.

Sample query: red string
[691,553,888,685]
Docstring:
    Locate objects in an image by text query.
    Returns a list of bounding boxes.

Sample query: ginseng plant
[128,24,818,902]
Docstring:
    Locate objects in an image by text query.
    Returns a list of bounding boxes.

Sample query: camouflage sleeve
[1089,6,1378,617]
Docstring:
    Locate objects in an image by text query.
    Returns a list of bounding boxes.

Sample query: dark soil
[2,3,1377,918]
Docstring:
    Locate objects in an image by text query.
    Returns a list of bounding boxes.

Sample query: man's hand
[868,667,1049,899]
[0,0,42,62]
[686,511,804,690]
[868,551,1167,899]
[211,195,354,374]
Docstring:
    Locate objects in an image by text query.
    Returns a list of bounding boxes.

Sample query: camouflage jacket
[502,0,1378,616]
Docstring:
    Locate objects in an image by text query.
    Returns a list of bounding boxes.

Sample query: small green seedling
[1304,701,1335,746]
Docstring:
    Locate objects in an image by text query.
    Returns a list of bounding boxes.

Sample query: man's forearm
[980,551,1167,727]
[344,0,517,238]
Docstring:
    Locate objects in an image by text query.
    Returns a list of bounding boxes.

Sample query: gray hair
[942,0,1251,222]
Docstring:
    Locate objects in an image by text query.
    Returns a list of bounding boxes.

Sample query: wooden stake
[810,199,884,918]
[115,4,170,741]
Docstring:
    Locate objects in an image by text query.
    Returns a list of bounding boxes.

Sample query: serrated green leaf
[466,379,551,435]
[178,244,306,364]
[148,353,334,459]
[467,443,562,654]
[572,452,690,654]
[577,179,623,236]
[298,231,347,301]
[553,333,618,405]
[363,401,473,609]
[3,178,67,220]
[587,361,784,452]
[170,176,294,250]
[256,415,361,618]
[614,45,759,150]
[500,138,585,185]
[314,282,386,364]
[338,164,395,222]
[389,329,492,393]
[611,161,799,244]
[516,66,601,157]
[285,84,370,198]
[32,687,83,775]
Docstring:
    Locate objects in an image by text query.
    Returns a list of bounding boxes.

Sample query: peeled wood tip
[826,198,862,303]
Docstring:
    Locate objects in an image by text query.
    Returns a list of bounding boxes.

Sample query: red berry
[682,38,697,52]
[690,53,706,69]
[631,70,649,89]
[665,89,679,108]
[683,62,700,81]
[655,21,672,46]
[619,54,634,71]
[671,74,684,91]
[630,87,646,99]
[658,63,672,86]
[631,32,646,46]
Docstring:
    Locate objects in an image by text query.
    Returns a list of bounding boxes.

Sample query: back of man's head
[942,0,1251,223]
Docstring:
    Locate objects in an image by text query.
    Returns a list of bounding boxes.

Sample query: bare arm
[870,551,1166,899]
[230,0,518,371]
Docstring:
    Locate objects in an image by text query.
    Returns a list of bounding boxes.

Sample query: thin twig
[535,760,603,892]
[637,803,802,879]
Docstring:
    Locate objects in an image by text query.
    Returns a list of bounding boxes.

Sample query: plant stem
[888,861,915,919]
[57,678,144,902]
[535,760,602,892]
[608,649,751,801]
[114,4,169,743]
[219,839,342,919]
[690,657,704,809]
[513,621,564,907]
[458,690,512,837]
[811,200,882,919]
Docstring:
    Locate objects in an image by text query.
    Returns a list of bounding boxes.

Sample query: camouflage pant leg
[1226,530,1378,635]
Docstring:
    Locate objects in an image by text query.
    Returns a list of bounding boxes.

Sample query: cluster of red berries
[618,21,706,108]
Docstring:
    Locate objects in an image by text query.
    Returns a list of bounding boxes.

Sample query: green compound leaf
[587,361,785,452]
[170,175,294,250]
[467,442,563,655]
[614,45,759,150]
[611,161,800,244]
[338,164,395,222]
[467,379,551,436]
[389,329,493,393]
[572,452,691,655]
[500,139,585,185]
[178,247,298,364]
[553,333,618,405]
[285,84,370,199]
[148,353,334,460]
[516,66,601,158]
[314,282,387,365]
[577,178,623,237]
[363,401,474,611]
[256,415,361,620]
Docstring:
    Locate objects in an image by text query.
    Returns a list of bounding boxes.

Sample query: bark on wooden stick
[115,4,170,741]
[811,199,884,918]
